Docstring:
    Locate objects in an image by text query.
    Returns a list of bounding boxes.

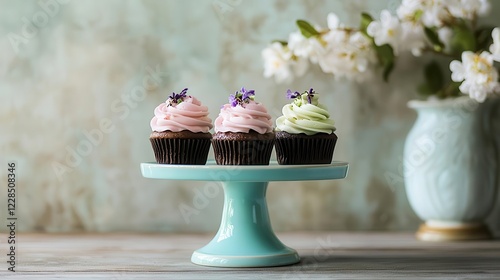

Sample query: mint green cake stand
[140,161,349,267]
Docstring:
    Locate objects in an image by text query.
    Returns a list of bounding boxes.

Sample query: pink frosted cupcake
[212,87,275,165]
[150,88,213,164]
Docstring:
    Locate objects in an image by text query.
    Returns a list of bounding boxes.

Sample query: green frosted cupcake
[275,88,337,165]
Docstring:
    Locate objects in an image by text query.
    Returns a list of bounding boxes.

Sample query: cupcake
[275,88,337,165]
[213,87,275,165]
[149,88,213,164]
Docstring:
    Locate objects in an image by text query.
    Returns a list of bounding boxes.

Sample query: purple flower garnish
[229,87,256,107]
[229,93,239,107]
[286,89,300,99]
[167,88,189,106]
[179,88,188,97]
[241,87,255,100]
[286,88,317,104]
[307,88,315,104]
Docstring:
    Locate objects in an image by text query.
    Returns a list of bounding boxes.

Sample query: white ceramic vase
[404,96,500,241]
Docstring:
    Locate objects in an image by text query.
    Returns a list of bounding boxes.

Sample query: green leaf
[424,27,445,51]
[383,61,394,82]
[360,12,374,37]
[423,60,444,94]
[374,44,395,81]
[375,44,394,63]
[271,40,288,46]
[296,20,320,38]
[382,62,394,82]
[450,23,476,53]
[474,26,495,52]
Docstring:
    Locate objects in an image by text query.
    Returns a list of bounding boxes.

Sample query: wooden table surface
[0,232,499,279]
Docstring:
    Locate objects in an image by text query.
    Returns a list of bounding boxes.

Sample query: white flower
[262,42,308,84]
[489,27,500,62]
[397,0,490,26]
[287,31,325,63]
[288,31,311,58]
[395,0,449,55]
[421,0,451,27]
[307,12,377,81]
[349,32,377,74]
[318,31,377,81]
[327,13,341,29]
[400,21,427,56]
[448,0,490,20]
[367,10,402,54]
[397,0,451,27]
[397,0,424,23]
[321,13,348,44]
[450,51,499,102]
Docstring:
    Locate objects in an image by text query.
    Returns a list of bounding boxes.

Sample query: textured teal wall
[0,0,499,232]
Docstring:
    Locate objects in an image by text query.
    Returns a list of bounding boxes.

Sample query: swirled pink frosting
[214,101,273,134]
[150,96,213,133]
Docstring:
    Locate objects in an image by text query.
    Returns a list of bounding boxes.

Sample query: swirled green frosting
[275,93,336,135]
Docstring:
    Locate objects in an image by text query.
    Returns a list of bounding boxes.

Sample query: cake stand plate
[141,161,349,267]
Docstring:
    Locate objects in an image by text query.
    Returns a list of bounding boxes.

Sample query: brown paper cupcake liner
[212,139,274,165]
[150,138,211,165]
[275,133,337,165]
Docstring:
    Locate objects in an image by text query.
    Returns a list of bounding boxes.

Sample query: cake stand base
[140,161,349,267]
[191,182,300,267]
[192,248,299,268]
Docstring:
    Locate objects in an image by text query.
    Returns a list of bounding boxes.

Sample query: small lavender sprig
[167,88,189,106]
[286,89,300,99]
[229,87,256,107]
[286,88,317,104]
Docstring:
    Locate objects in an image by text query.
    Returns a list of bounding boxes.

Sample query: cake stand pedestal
[141,161,349,267]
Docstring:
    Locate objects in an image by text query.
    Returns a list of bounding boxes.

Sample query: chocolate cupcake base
[275,131,337,165]
[150,131,212,165]
[212,131,275,165]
